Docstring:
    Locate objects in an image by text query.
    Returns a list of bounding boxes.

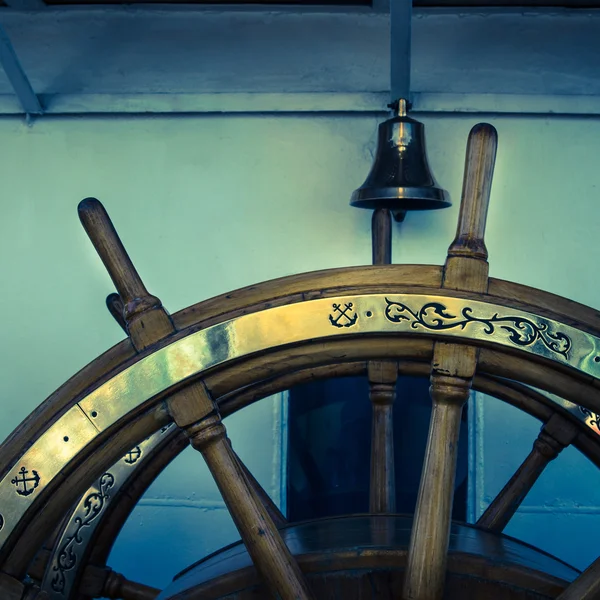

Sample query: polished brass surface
[0,407,98,545]
[350,106,451,214]
[1,293,599,553]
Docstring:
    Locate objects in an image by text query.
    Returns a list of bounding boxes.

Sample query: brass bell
[351,103,450,218]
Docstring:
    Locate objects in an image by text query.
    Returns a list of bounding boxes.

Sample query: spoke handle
[78,198,149,306]
[79,198,174,350]
[448,123,498,261]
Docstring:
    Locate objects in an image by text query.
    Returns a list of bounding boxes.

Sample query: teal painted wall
[0,114,599,589]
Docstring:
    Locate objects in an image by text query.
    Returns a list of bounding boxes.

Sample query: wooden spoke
[78,198,314,600]
[169,385,313,600]
[81,565,159,599]
[557,555,600,600]
[78,198,174,349]
[477,413,578,533]
[368,360,399,513]
[403,123,497,600]
[234,448,287,528]
[103,283,286,528]
[369,201,396,514]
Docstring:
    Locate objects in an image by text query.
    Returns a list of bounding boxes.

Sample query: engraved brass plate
[1,294,599,552]
[0,407,99,548]
[41,425,173,599]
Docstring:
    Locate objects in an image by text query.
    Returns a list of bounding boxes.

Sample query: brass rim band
[1,293,599,559]
[41,363,600,600]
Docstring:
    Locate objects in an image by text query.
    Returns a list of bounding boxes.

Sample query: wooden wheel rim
[2,274,600,581]
[55,362,600,599]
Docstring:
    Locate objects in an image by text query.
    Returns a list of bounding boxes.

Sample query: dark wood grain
[78,198,313,600]
[81,566,160,600]
[404,123,497,600]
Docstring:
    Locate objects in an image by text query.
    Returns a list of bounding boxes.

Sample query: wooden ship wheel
[2,120,600,600]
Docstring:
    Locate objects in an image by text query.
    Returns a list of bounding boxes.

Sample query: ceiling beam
[0,25,42,116]
[0,8,597,113]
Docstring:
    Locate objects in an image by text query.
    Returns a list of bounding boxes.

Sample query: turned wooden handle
[79,198,173,349]
[404,124,499,600]
[78,198,149,304]
[448,123,498,261]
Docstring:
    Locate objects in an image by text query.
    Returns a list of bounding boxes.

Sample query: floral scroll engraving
[580,406,600,430]
[51,473,115,593]
[384,299,572,359]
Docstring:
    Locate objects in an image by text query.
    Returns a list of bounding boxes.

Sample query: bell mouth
[350,186,451,211]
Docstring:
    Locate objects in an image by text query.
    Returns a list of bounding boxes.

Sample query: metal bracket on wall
[0,24,43,120]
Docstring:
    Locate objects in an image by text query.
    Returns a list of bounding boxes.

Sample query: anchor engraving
[123,446,142,465]
[329,302,358,328]
[11,466,40,497]
[0,513,4,531]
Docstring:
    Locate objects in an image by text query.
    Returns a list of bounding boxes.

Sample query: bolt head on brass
[351,111,451,216]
